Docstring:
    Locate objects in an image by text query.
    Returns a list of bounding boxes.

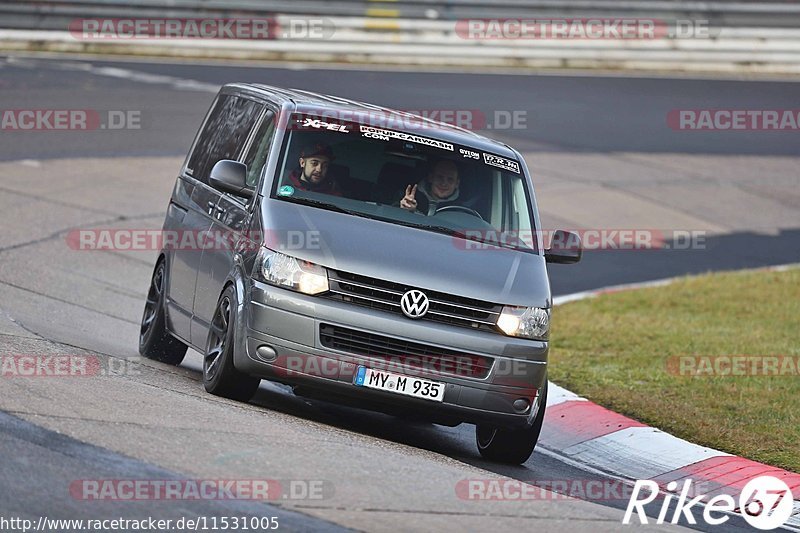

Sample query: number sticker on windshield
[483,153,520,174]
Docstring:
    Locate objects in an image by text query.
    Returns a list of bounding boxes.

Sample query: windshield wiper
[373,217,453,234]
[280,196,366,217]
[413,223,493,246]
[414,223,467,238]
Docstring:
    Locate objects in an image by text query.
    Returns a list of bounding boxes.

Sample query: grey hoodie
[415,179,460,216]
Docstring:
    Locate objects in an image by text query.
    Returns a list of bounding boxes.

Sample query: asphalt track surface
[0,55,798,532]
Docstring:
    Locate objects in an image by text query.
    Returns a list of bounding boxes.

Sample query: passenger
[287,143,341,196]
[398,159,460,215]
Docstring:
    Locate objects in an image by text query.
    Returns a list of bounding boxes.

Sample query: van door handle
[207,201,216,215]
[214,205,226,219]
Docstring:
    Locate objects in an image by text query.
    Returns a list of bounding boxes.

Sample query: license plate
[354,366,445,402]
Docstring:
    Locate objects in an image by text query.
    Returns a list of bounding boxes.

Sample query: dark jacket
[288,169,342,196]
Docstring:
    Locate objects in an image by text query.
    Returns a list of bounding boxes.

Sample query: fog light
[513,398,530,413]
[256,345,277,362]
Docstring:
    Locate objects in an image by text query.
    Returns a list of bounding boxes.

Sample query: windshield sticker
[277,185,295,197]
[459,148,479,159]
[359,125,454,151]
[483,153,520,174]
[299,117,350,133]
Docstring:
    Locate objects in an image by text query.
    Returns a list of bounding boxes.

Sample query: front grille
[320,324,493,379]
[325,270,502,331]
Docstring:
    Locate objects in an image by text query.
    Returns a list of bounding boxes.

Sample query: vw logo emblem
[400,290,429,319]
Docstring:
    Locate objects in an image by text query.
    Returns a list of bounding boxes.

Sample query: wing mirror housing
[545,229,582,264]
[209,160,253,199]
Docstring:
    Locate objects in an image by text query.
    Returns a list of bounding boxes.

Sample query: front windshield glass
[270,113,538,252]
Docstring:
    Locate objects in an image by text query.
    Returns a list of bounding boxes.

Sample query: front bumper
[234,280,548,429]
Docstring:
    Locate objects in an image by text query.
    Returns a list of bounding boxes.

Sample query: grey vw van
[139,84,580,464]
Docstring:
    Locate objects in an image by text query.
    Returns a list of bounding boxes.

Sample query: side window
[511,175,533,248]
[186,94,262,184]
[243,111,277,187]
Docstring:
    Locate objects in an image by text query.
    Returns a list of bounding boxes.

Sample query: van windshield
[270,113,538,252]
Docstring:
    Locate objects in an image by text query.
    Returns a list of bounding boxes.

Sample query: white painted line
[6,56,220,94]
[78,64,219,93]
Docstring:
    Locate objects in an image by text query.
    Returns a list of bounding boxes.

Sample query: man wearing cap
[287,143,341,196]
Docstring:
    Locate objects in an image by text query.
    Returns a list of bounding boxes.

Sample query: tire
[475,380,548,464]
[203,284,261,402]
[139,259,188,365]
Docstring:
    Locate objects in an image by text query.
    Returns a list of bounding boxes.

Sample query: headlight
[255,248,329,295]
[496,306,550,340]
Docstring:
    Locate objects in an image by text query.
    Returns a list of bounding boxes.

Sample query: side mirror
[545,229,582,264]
[209,160,253,199]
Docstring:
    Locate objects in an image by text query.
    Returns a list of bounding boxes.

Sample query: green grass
[549,267,800,472]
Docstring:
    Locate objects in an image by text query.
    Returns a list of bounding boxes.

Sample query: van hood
[262,199,551,308]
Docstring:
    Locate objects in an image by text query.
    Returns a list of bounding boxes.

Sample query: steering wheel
[434,205,485,221]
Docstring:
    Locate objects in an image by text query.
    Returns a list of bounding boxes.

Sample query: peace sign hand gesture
[400,184,418,211]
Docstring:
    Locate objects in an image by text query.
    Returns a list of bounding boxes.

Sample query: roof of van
[224,83,520,160]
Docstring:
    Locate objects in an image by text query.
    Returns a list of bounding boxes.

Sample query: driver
[398,159,460,215]
[286,143,341,196]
